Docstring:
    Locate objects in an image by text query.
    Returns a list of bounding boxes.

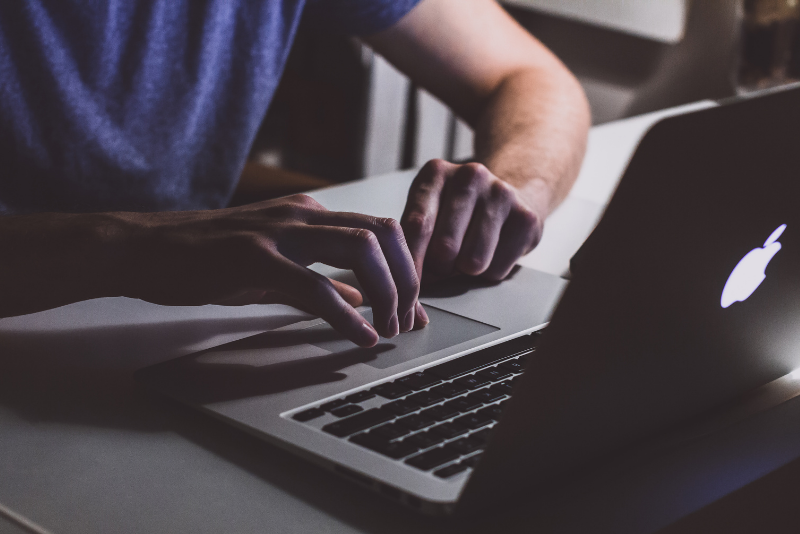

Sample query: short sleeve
[303,0,422,35]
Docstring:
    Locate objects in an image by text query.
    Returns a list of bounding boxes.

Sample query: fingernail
[401,308,415,332]
[360,322,378,347]
[415,301,429,327]
[389,314,400,338]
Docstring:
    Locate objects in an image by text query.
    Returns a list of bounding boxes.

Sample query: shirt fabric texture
[0,0,420,214]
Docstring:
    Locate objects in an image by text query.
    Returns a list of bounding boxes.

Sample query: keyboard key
[454,412,493,430]
[429,383,469,398]
[383,400,419,416]
[351,434,419,459]
[461,453,483,467]
[430,422,469,439]
[498,359,525,374]
[293,408,325,422]
[425,335,537,379]
[434,463,469,478]
[322,409,394,437]
[350,432,383,447]
[371,423,412,441]
[397,413,437,431]
[454,375,491,390]
[371,382,413,400]
[405,446,461,471]
[422,404,460,421]
[490,381,513,396]
[476,367,512,382]
[371,440,420,460]
[477,404,503,421]
[407,391,445,407]
[320,399,348,411]
[345,391,376,403]
[445,397,483,413]
[467,389,505,404]
[404,431,446,449]
[395,372,442,391]
[470,428,491,443]
[330,404,364,418]
[448,437,484,455]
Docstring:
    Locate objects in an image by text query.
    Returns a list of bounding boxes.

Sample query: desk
[2,101,797,534]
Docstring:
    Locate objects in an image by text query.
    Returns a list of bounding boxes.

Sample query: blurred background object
[739,0,800,90]
[239,0,746,202]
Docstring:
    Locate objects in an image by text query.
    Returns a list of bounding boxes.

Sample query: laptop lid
[458,86,800,511]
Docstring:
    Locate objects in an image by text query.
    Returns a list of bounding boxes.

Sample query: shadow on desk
[0,313,304,431]
[4,308,790,534]
[0,312,474,533]
[0,310,572,534]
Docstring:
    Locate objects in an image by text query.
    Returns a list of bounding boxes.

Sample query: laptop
[137,85,800,515]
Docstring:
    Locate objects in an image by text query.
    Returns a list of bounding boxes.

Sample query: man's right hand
[0,195,427,347]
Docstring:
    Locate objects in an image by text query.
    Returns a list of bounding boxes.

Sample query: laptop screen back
[460,86,800,510]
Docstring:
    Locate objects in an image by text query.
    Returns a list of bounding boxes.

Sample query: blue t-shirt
[0,0,420,214]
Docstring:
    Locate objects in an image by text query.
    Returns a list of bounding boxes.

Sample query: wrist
[79,212,145,299]
[481,156,557,219]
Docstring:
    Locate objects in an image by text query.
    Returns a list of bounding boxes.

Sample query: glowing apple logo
[721,224,786,308]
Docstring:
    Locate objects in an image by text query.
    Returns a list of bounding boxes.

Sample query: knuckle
[435,236,460,260]
[464,162,489,177]
[514,208,543,251]
[517,207,540,229]
[458,254,487,275]
[490,181,516,203]
[236,232,267,253]
[402,213,432,237]
[270,202,304,219]
[349,228,380,252]
[453,163,490,192]
[290,194,323,211]
[374,217,402,236]
[422,158,449,176]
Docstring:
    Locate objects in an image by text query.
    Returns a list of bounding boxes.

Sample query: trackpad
[306,305,498,369]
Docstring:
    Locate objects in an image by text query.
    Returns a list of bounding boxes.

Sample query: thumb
[329,279,363,308]
[256,278,363,314]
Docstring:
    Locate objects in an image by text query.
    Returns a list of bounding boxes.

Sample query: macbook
[137,85,800,515]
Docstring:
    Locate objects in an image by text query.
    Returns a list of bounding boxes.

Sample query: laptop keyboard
[290,331,540,479]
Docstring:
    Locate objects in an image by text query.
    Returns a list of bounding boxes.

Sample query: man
[0,0,589,347]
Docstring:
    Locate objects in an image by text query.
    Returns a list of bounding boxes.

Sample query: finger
[414,301,429,330]
[330,279,364,308]
[455,182,515,276]
[255,280,361,313]
[213,279,360,310]
[483,207,542,281]
[265,255,379,347]
[278,225,400,339]
[426,163,491,276]
[308,212,419,333]
[400,160,457,281]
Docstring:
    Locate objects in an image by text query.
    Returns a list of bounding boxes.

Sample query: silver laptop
[137,85,800,515]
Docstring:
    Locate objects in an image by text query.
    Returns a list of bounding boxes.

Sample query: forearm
[0,212,130,318]
[473,66,590,218]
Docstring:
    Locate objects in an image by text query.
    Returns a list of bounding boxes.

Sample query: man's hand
[366,0,591,280]
[0,195,428,347]
[401,159,542,282]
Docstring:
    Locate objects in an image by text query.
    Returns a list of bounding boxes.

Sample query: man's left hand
[401,159,544,283]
